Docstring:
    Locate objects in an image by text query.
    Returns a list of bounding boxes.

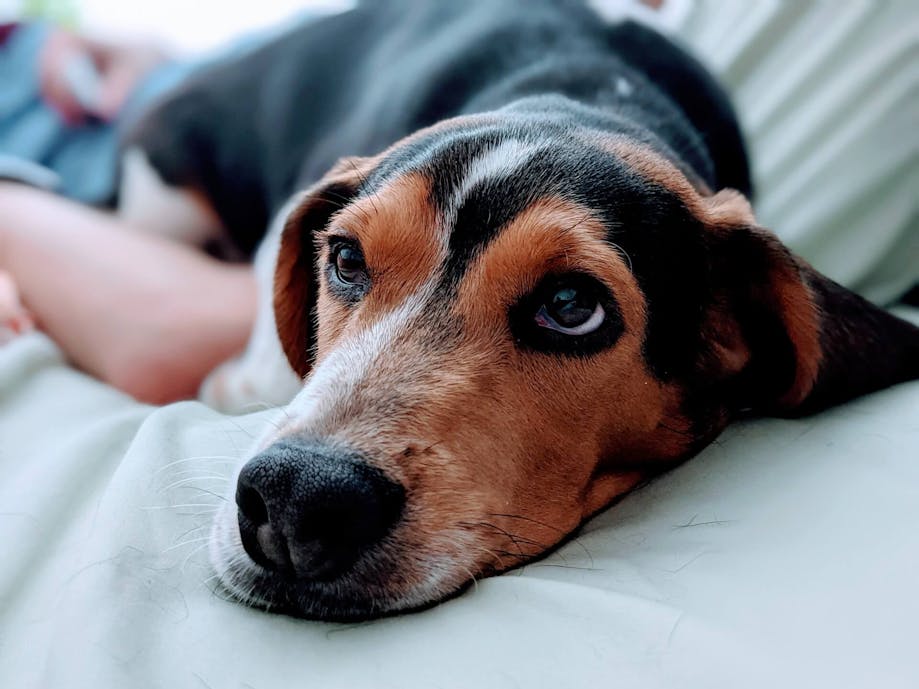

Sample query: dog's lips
[213,560,371,621]
[211,529,370,619]
[212,551,452,622]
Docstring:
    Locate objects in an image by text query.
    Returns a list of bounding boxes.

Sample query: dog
[119,0,919,620]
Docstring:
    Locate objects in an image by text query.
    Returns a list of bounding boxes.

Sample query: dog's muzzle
[235,440,405,581]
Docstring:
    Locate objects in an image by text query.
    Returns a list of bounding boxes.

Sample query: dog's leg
[199,202,303,413]
[117,146,223,245]
[119,147,299,410]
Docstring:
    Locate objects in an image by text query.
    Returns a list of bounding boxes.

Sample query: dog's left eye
[536,286,605,335]
[509,273,623,355]
[330,240,369,288]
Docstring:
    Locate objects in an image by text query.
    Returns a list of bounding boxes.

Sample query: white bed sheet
[1,330,918,689]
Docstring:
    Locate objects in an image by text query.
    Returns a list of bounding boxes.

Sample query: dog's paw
[199,359,268,414]
[199,357,301,415]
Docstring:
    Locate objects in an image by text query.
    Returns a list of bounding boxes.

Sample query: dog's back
[123,0,750,254]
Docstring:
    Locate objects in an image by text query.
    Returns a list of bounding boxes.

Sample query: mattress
[2,328,917,689]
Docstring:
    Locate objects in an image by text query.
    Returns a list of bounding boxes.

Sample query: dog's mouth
[203,421,595,620]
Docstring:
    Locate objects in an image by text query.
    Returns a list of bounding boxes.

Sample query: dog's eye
[509,273,623,355]
[330,241,368,287]
[536,286,605,335]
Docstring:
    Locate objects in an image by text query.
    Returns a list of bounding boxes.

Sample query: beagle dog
[121,1,919,620]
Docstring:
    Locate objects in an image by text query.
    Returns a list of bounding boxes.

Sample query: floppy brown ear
[699,190,919,417]
[273,156,377,377]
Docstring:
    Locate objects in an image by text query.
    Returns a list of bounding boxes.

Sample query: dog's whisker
[181,486,229,502]
[608,240,633,272]
[220,417,258,440]
[159,475,229,492]
[180,541,213,571]
[487,512,565,534]
[172,523,212,542]
[346,158,380,217]
[456,520,539,557]
[168,466,233,479]
[162,536,211,553]
[153,455,239,477]
[235,398,287,413]
[141,503,221,511]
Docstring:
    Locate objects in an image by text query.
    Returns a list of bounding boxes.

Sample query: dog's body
[122,0,919,620]
[124,1,750,254]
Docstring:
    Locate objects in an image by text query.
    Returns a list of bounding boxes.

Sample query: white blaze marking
[284,140,537,427]
[284,289,430,427]
[454,138,537,208]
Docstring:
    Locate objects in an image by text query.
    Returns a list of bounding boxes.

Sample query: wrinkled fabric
[2,326,918,689]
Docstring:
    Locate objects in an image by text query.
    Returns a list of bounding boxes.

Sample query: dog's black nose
[235,441,404,580]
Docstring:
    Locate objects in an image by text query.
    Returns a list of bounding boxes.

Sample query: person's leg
[0,182,256,404]
[0,269,35,344]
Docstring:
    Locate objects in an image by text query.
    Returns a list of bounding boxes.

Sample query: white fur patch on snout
[283,295,426,431]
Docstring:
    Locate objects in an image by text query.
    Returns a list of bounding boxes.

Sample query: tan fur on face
[266,181,695,601]
[313,171,441,354]
[452,197,689,519]
[220,101,874,617]
[265,132,826,612]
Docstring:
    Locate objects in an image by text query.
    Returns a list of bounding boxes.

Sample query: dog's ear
[698,190,919,417]
[273,156,377,377]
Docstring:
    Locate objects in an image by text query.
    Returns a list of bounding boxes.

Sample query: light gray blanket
[2,329,918,688]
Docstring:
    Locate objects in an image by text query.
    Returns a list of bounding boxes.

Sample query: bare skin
[0,183,256,404]
[0,269,34,344]
[0,29,254,403]
[39,28,169,124]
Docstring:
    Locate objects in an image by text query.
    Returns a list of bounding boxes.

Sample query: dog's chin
[208,504,474,621]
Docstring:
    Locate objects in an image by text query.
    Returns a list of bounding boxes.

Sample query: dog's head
[211,113,919,620]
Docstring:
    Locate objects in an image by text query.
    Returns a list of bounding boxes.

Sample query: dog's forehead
[357,129,680,278]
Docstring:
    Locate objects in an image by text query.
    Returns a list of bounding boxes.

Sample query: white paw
[199,358,301,415]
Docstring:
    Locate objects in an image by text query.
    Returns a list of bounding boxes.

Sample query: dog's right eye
[536,286,606,335]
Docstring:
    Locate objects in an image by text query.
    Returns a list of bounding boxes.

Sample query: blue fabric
[0,16,320,205]
[0,24,148,203]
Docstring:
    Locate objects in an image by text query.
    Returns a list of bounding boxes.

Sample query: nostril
[236,483,269,526]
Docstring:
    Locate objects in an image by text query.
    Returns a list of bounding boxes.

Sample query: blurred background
[1,0,916,303]
[0,0,347,52]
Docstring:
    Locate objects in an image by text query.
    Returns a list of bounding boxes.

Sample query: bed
[3,2,918,687]
[2,322,917,688]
